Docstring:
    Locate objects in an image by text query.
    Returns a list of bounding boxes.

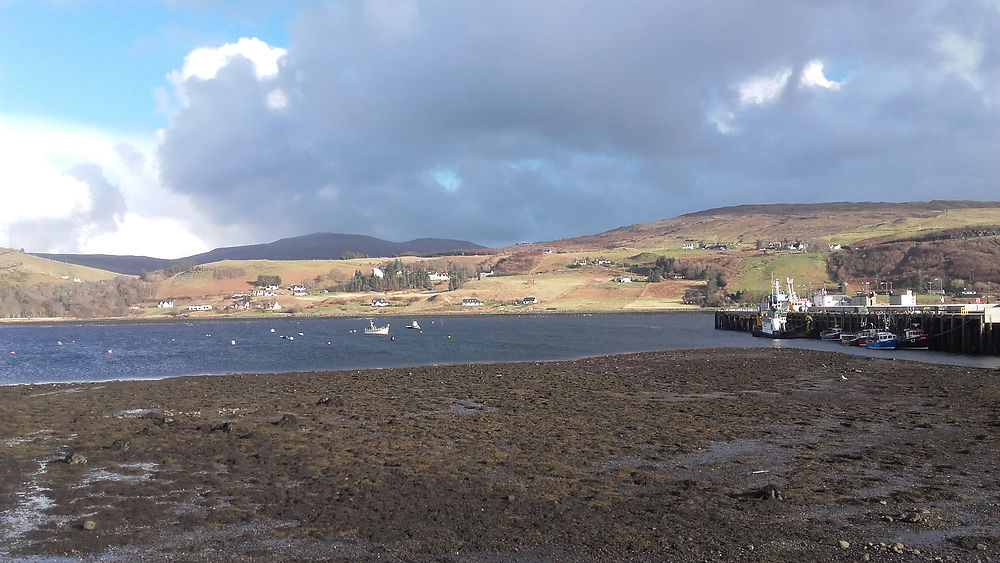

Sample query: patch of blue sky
[433,167,462,192]
[507,158,546,172]
[0,1,295,131]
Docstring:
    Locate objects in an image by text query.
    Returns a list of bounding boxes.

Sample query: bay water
[2,313,997,386]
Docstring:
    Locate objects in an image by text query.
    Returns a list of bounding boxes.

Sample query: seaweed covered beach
[2,348,999,561]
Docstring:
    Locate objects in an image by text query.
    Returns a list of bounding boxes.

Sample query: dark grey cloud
[157,0,1000,247]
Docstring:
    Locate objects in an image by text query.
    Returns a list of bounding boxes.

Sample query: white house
[618,277,632,284]
[373,267,385,279]
[462,298,484,306]
[290,284,306,292]
[293,291,308,296]
[429,272,451,281]
[681,243,695,250]
[371,297,389,307]
[522,296,538,304]
[264,301,282,311]
[187,304,213,311]
[157,300,174,308]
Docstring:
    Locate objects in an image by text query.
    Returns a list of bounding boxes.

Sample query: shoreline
[2,347,997,561]
[0,307,710,327]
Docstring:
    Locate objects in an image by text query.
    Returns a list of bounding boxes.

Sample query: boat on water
[865,331,898,350]
[820,327,844,341]
[896,327,929,349]
[843,328,878,346]
[751,278,809,339]
[364,320,390,335]
[406,320,421,330]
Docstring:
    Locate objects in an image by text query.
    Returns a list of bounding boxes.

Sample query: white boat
[406,320,421,330]
[364,320,390,335]
[752,278,808,339]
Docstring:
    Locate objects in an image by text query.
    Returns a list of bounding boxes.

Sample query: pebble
[838,540,850,549]
[66,452,87,465]
[82,520,96,530]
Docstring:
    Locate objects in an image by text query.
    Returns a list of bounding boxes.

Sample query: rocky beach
[2,348,999,561]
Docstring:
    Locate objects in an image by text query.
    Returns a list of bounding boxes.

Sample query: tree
[255,275,282,287]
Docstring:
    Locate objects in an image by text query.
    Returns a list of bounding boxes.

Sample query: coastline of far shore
[2,347,998,561]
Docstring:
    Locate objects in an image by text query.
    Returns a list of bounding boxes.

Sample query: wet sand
[1,348,998,561]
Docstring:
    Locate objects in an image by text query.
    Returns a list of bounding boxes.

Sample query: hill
[31,233,489,275]
[8,200,1000,319]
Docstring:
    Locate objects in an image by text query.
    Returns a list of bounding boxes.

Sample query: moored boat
[406,320,421,330]
[852,328,879,347]
[896,327,929,349]
[865,331,898,350]
[820,327,844,341]
[364,320,390,335]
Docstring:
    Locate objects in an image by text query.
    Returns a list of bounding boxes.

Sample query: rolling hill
[31,233,489,275]
[7,200,1000,319]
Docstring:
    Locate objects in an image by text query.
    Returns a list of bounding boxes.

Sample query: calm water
[1,313,997,385]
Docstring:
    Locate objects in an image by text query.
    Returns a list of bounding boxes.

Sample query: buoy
[231,340,236,346]
[447,335,452,339]
[57,341,63,346]
[391,336,395,341]
[107,349,113,354]
[9,351,14,355]
[289,336,294,341]
[205,334,212,337]
[327,341,332,345]
[171,338,175,342]
[270,328,275,333]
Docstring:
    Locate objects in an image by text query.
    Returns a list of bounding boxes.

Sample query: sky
[1,1,999,259]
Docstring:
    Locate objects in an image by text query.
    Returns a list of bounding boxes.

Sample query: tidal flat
[1,348,999,561]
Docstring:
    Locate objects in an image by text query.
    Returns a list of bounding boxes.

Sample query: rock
[210,422,234,433]
[892,542,905,554]
[275,414,297,427]
[316,396,331,405]
[838,540,850,549]
[82,519,96,530]
[759,484,783,501]
[65,452,87,465]
[977,543,987,550]
[111,439,130,452]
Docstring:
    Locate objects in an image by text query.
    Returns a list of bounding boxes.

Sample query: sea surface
[2,313,998,385]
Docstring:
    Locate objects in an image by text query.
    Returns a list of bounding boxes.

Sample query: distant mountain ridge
[32,233,489,275]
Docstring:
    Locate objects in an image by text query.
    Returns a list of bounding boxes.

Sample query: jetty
[716,303,1000,356]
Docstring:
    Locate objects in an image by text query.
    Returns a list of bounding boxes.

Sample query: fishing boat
[896,327,929,349]
[406,320,421,330]
[363,320,390,335]
[847,328,879,346]
[838,332,858,346]
[751,278,809,339]
[865,331,898,350]
[819,327,844,341]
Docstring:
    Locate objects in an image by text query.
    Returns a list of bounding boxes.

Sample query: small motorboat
[406,320,421,330]
[896,327,929,349]
[820,327,844,341]
[865,331,898,350]
[839,332,858,346]
[363,320,390,335]
[852,328,878,347]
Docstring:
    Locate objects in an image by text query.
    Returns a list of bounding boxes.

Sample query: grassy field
[0,249,123,289]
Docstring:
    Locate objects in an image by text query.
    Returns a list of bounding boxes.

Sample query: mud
[1,348,999,561]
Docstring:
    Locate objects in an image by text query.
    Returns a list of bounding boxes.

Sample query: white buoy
[107,349,113,354]
[327,341,332,345]
[231,340,236,346]
[289,336,294,341]
[270,328,275,333]
[57,341,63,346]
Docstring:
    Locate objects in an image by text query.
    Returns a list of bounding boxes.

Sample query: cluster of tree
[337,259,432,292]
[635,256,729,287]
[254,275,283,287]
[340,252,369,260]
[0,277,157,318]
[827,238,1000,289]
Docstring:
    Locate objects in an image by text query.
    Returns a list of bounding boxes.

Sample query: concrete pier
[715,305,1000,356]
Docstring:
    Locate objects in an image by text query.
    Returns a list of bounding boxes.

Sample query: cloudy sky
[2,1,999,258]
